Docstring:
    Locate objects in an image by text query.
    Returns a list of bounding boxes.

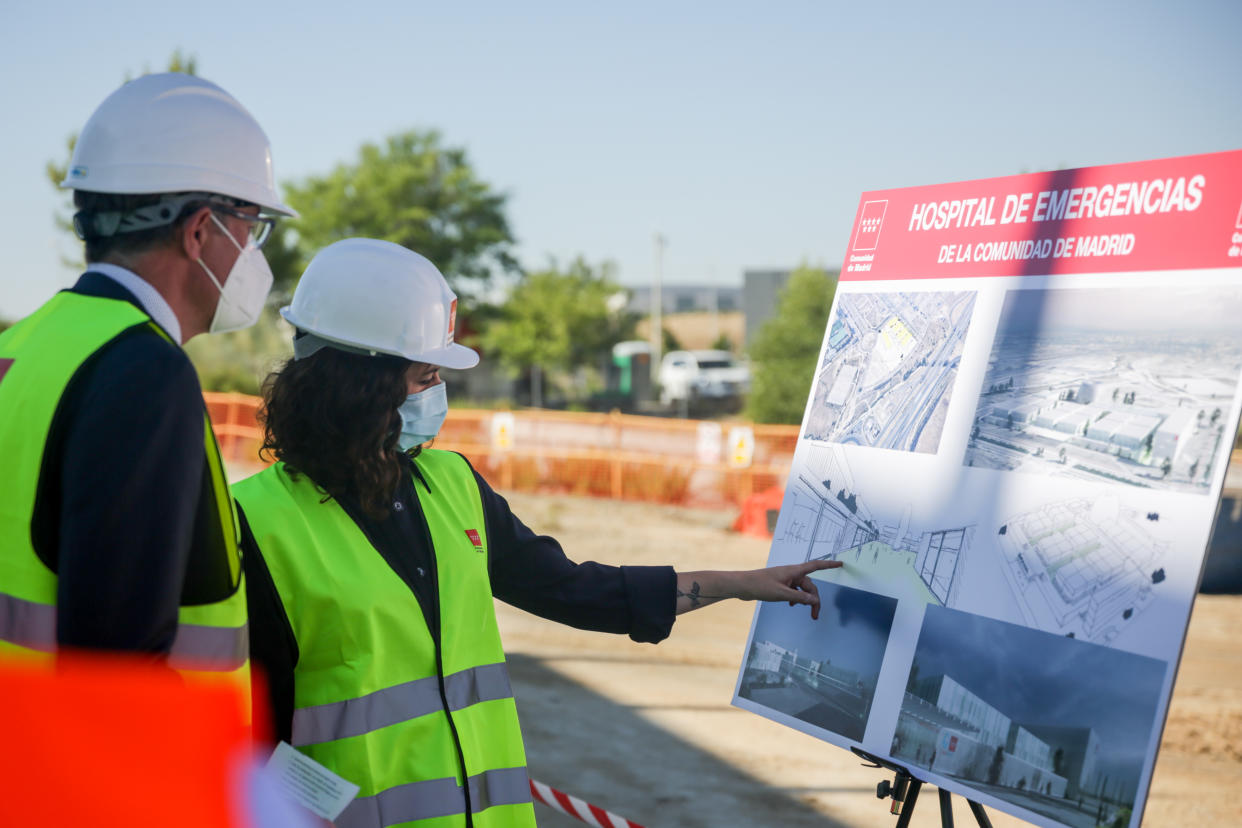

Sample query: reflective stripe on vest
[0,589,247,671]
[336,767,531,828]
[0,592,54,651]
[0,292,248,683]
[293,662,513,747]
[234,450,535,828]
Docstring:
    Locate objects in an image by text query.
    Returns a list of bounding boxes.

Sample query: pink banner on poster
[841,149,1242,281]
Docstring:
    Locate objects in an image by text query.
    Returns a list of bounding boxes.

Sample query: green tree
[745,266,837,424]
[261,220,307,303]
[283,130,516,296]
[482,258,636,403]
[183,307,293,395]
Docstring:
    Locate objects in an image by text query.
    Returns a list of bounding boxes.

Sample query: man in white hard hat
[0,73,295,687]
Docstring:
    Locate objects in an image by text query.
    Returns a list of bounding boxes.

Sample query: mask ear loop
[196,211,247,296]
[197,256,226,293]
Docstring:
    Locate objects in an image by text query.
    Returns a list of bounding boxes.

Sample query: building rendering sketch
[892,606,1166,828]
[995,497,1167,644]
[776,446,974,608]
[804,291,977,454]
[964,286,1242,494]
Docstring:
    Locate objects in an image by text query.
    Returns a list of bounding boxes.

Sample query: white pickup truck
[658,349,751,408]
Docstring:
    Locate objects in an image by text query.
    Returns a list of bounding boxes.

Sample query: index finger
[800,559,843,573]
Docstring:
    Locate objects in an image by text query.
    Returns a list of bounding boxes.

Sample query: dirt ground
[496,491,1242,828]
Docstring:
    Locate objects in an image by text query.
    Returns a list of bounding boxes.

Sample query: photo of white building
[964,286,1242,493]
[893,606,1166,828]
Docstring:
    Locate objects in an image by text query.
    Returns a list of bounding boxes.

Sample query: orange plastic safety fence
[204,390,266,468]
[204,392,798,508]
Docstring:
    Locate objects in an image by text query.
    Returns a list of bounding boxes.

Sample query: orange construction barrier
[205,392,800,509]
[0,654,255,828]
[733,486,786,538]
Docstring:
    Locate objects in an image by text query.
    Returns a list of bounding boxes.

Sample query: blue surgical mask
[397,382,448,451]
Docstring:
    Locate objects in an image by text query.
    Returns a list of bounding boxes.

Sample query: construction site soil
[498,491,1242,828]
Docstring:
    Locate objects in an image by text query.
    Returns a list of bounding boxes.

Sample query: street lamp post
[651,233,666,384]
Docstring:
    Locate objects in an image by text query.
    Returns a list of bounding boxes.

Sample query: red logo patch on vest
[465,528,482,550]
[0,358,13,386]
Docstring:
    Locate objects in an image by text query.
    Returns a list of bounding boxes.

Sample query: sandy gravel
[495,491,1242,828]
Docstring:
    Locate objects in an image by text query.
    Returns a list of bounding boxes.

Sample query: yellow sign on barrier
[728,426,754,469]
[491,412,516,451]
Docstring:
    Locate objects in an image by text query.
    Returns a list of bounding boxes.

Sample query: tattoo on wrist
[676,580,723,608]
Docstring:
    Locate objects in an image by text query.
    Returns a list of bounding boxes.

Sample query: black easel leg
[966,799,993,828]
[894,779,922,828]
[938,788,955,827]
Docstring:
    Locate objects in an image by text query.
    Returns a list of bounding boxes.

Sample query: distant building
[743,269,793,347]
[1086,411,1161,451]
[1033,402,1102,435]
[1152,408,1195,464]
[1020,724,1102,800]
[1006,723,1052,770]
[1073,409,1163,460]
[625,284,740,315]
[749,640,795,674]
[742,267,841,348]
[902,675,1067,797]
[828,318,850,350]
[880,522,900,548]
[987,398,1044,427]
[825,364,858,406]
[912,674,1011,748]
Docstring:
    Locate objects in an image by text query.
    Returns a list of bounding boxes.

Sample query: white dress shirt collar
[85,262,183,344]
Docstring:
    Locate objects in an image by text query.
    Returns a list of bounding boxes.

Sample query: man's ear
[179,206,215,260]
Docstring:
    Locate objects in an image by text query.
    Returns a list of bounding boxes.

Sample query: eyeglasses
[210,203,277,249]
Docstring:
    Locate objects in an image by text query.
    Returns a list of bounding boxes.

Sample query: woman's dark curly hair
[259,348,413,519]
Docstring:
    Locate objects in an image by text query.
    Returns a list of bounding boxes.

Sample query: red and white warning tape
[529,778,646,828]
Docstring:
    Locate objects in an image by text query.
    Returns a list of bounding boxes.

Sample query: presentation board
[733,150,1242,828]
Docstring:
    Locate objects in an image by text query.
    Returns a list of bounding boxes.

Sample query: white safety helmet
[282,238,479,369]
[61,73,296,216]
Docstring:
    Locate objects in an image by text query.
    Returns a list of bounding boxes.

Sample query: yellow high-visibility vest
[234,449,534,828]
[0,292,249,703]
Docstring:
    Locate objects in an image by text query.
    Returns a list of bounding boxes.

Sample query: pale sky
[2,1,1239,320]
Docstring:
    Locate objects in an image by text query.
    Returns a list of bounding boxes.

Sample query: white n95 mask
[398,382,448,451]
[197,213,274,334]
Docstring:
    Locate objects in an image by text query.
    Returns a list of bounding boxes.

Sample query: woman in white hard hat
[233,238,839,828]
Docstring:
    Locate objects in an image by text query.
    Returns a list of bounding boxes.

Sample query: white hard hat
[61,73,296,216]
[282,238,479,369]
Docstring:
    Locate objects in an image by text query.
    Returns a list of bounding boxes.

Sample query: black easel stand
[851,748,993,828]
